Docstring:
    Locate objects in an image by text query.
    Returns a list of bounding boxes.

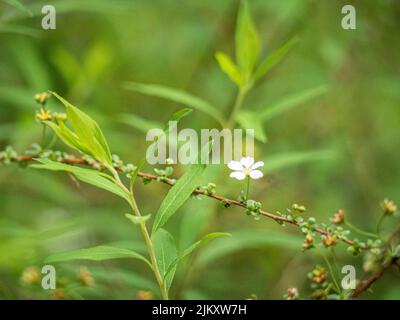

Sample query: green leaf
[235,110,267,143]
[125,214,151,225]
[118,113,162,133]
[259,85,329,122]
[254,37,299,82]
[45,245,151,267]
[263,149,336,173]
[49,92,112,164]
[196,229,303,267]
[123,82,226,126]
[152,228,178,289]
[215,52,244,87]
[165,232,230,278]
[30,159,130,202]
[164,108,193,134]
[152,164,206,233]
[2,0,33,17]
[235,0,260,80]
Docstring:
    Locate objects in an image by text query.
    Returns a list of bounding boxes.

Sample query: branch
[352,258,396,298]
[9,153,358,247]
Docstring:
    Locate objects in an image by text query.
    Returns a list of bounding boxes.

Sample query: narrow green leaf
[235,0,260,79]
[235,110,267,143]
[49,92,112,164]
[119,113,162,133]
[45,245,151,268]
[215,52,244,87]
[196,229,303,267]
[123,82,226,126]
[3,0,33,16]
[264,149,336,173]
[165,232,230,278]
[152,164,206,233]
[254,37,299,81]
[259,85,329,122]
[125,214,151,225]
[30,159,130,202]
[164,108,193,134]
[152,228,178,289]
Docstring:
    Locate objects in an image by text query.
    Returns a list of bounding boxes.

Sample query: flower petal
[240,157,254,169]
[251,161,264,170]
[230,171,246,180]
[249,170,263,180]
[227,160,243,171]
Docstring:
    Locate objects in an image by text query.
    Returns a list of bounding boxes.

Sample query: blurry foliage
[0,0,399,299]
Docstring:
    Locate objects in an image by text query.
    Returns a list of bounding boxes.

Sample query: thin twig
[12,153,356,247]
[351,258,396,298]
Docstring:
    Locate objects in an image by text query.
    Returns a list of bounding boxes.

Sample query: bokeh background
[0,0,399,299]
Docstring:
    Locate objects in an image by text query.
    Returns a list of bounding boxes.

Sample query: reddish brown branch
[13,154,355,247]
[352,258,396,298]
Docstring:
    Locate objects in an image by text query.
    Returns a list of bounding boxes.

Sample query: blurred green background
[0,0,399,299]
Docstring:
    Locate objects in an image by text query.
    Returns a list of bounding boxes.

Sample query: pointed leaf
[235,0,260,79]
[152,164,206,233]
[119,113,162,133]
[50,92,112,164]
[235,110,267,143]
[263,149,336,173]
[259,85,329,122]
[45,245,151,268]
[30,159,130,202]
[215,52,244,87]
[152,228,177,289]
[165,232,230,278]
[124,82,226,126]
[254,37,299,81]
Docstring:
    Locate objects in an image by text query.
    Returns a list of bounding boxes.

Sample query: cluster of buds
[302,234,314,250]
[34,92,50,105]
[199,182,216,196]
[0,146,18,165]
[284,287,299,300]
[321,233,337,247]
[381,198,397,215]
[77,267,95,287]
[330,209,345,225]
[154,166,174,182]
[309,265,328,285]
[21,266,40,285]
[292,203,306,213]
[245,199,262,220]
[35,108,67,123]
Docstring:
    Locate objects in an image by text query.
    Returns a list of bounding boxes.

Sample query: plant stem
[40,124,47,150]
[376,213,386,234]
[108,166,168,300]
[226,87,247,129]
[245,175,250,200]
[344,219,378,239]
[321,253,341,294]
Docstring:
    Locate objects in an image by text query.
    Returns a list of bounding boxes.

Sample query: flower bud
[322,234,337,247]
[34,92,50,105]
[35,108,52,122]
[302,234,314,250]
[286,287,299,300]
[21,266,40,285]
[381,198,397,215]
[77,267,95,286]
[330,209,345,225]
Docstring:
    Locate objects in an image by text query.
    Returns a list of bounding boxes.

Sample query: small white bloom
[228,157,264,180]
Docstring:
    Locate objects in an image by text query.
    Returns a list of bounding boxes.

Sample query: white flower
[228,157,264,180]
